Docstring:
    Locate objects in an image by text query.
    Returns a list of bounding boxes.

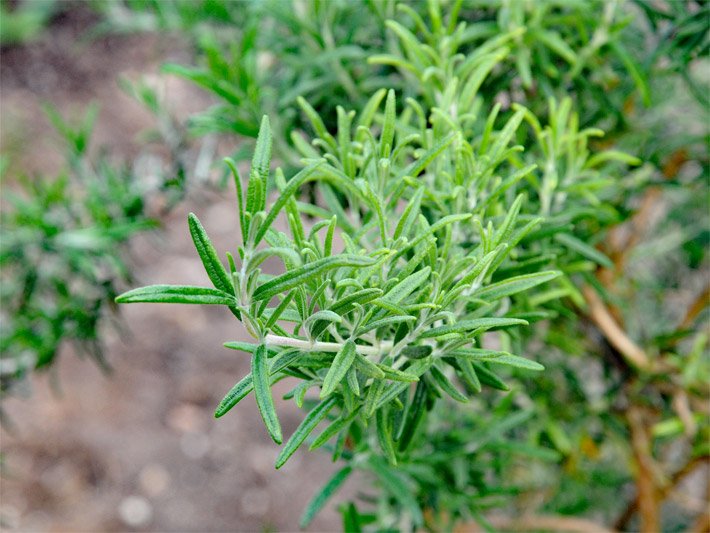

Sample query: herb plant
[0,105,156,412]
[4,0,705,530]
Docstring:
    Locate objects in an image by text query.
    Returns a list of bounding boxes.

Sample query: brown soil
[1,7,351,532]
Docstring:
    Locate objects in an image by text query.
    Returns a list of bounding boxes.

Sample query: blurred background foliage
[0,0,708,531]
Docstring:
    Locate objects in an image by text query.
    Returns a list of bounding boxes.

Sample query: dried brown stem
[678,283,710,332]
[615,455,709,530]
[582,286,650,371]
[627,406,660,533]
[456,515,614,533]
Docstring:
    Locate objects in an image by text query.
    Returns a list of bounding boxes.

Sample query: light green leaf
[321,340,357,398]
[381,267,431,304]
[554,233,613,268]
[472,271,562,301]
[300,466,353,528]
[420,317,528,339]
[116,285,237,306]
[253,255,374,301]
[254,160,325,246]
[451,348,544,370]
[429,364,468,402]
[275,396,337,469]
[252,344,282,444]
[380,89,396,159]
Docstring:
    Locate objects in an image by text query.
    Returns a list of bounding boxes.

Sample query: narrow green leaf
[357,88,387,129]
[381,267,431,304]
[275,396,337,469]
[472,271,562,301]
[324,215,337,257]
[214,350,301,418]
[472,362,509,391]
[251,116,272,212]
[310,411,357,450]
[253,255,374,301]
[364,378,386,418]
[297,96,337,151]
[356,315,416,336]
[429,365,468,402]
[116,285,237,306]
[354,353,386,379]
[369,457,423,526]
[376,409,398,465]
[224,157,247,244]
[188,213,239,318]
[490,108,525,162]
[321,340,357,398]
[252,344,282,444]
[265,292,295,330]
[451,348,544,370]
[380,89,396,159]
[420,317,528,339]
[377,364,420,382]
[401,345,433,359]
[399,133,456,179]
[214,374,253,418]
[300,466,353,528]
[255,160,324,246]
[394,187,424,240]
[554,233,613,268]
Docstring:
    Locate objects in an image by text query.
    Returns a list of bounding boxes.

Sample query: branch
[480,514,614,533]
[582,286,651,371]
[615,455,709,530]
[627,406,660,533]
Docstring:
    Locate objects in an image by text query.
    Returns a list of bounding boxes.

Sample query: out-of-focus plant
[0,105,157,412]
[0,0,57,46]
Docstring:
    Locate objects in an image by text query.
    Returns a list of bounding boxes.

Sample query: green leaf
[300,466,353,528]
[214,350,301,418]
[369,457,423,526]
[364,378,386,418]
[356,315,416,336]
[472,271,562,301]
[254,160,325,246]
[265,292,295,330]
[451,348,544,370]
[224,157,247,244]
[420,317,528,339]
[252,344,282,444]
[305,310,343,334]
[214,374,253,418]
[377,364,420,382]
[253,255,374,301]
[376,408,398,465]
[321,340,357,398]
[401,345,433,359]
[472,362,509,391]
[380,89,396,159]
[397,381,427,450]
[251,116,272,212]
[394,187,424,240]
[429,364,468,402]
[399,133,456,179]
[310,411,357,450]
[354,353,386,379]
[554,233,613,268]
[381,267,431,304]
[275,396,337,469]
[188,213,239,317]
[116,285,237,306]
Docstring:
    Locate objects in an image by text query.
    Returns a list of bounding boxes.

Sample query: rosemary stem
[264,334,389,356]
